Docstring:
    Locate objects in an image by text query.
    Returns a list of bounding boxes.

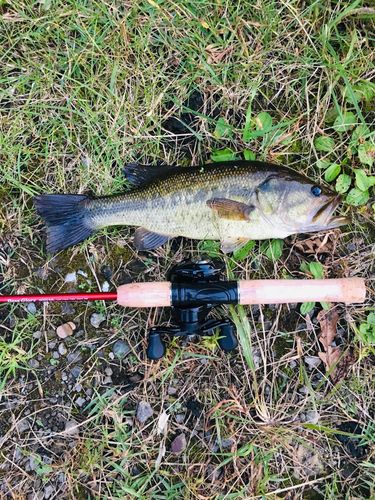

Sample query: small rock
[16,419,30,433]
[136,401,153,423]
[305,356,322,370]
[170,433,187,454]
[168,386,178,396]
[112,339,131,359]
[27,302,37,315]
[64,419,80,436]
[56,322,76,339]
[175,413,185,424]
[58,343,67,356]
[77,269,88,278]
[101,265,112,280]
[48,341,56,349]
[75,397,86,408]
[61,372,68,381]
[61,302,75,315]
[73,383,82,392]
[105,367,113,376]
[52,351,60,359]
[102,281,110,292]
[67,352,82,364]
[90,313,106,329]
[64,272,77,283]
[28,359,40,369]
[103,376,112,384]
[33,331,42,340]
[70,366,82,379]
[43,485,54,499]
[304,410,320,424]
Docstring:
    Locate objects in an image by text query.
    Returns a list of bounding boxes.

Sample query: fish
[34,160,349,254]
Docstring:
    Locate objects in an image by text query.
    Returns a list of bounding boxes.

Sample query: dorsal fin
[123,162,178,188]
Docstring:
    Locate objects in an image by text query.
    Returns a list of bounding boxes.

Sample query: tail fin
[34,194,94,253]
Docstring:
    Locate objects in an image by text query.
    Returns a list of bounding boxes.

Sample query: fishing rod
[1,261,366,360]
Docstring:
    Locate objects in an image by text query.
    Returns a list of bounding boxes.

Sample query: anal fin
[134,227,171,251]
[221,238,249,254]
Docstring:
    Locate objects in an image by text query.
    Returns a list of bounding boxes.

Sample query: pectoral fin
[221,238,249,254]
[207,198,254,221]
[134,228,171,251]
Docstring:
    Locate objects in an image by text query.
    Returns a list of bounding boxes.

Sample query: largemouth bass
[35,160,348,254]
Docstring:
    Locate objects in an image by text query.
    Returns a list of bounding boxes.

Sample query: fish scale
[34,160,348,253]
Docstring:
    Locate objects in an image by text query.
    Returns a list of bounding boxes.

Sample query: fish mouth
[312,195,350,229]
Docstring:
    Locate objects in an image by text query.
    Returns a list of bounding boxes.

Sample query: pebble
[48,341,56,349]
[44,485,54,499]
[56,322,76,339]
[305,356,322,370]
[175,413,185,424]
[112,339,131,359]
[33,331,42,340]
[70,366,82,379]
[136,401,153,423]
[67,352,82,364]
[64,272,77,283]
[77,269,88,278]
[102,281,110,292]
[304,410,320,424]
[168,386,178,396]
[170,433,187,454]
[28,359,40,369]
[61,302,75,315]
[105,367,113,376]
[103,376,112,384]
[61,372,68,381]
[27,302,37,315]
[73,383,82,392]
[90,313,106,329]
[75,397,86,407]
[52,351,60,359]
[58,343,67,356]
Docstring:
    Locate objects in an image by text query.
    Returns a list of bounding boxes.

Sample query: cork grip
[239,277,366,305]
[116,278,366,308]
[117,282,171,308]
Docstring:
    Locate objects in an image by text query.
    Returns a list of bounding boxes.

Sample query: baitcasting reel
[146,261,238,360]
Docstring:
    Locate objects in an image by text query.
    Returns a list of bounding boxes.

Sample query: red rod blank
[0,292,118,304]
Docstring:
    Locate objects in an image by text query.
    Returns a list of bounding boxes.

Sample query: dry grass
[0,1,374,498]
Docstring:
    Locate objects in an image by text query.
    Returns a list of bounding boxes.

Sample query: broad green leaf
[309,261,324,279]
[214,117,233,139]
[336,174,351,194]
[354,169,370,191]
[351,124,370,144]
[264,239,283,261]
[333,112,357,133]
[243,149,256,161]
[210,148,239,162]
[320,301,331,310]
[346,188,369,206]
[324,163,341,182]
[233,240,256,262]
[255,112,272,132]
[358,142,375,167]
[315,136,335,152]
[324,107,339,124]
[316,159,331,169]
[346,80,375,104]
[300,302,315,315]
[368,312,375,326]
[198,240,221,257]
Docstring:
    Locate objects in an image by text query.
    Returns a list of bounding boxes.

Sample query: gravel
[56,322,75,339]
[90,313,106,328]
[112,339,131,359]
[64,272,77,283]
[75,397,86,408]
[27,302,37,315]
[58,343,67,356]
[136,401,153,423]
[170,433,187,453]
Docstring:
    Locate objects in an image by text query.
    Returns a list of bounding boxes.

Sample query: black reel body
[147,261,238,360]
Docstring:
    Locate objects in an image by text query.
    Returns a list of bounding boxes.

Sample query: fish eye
[311,186,322,197]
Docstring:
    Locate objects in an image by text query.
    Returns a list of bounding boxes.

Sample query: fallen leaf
[294,231,340,255]
[157,411,169,436]
[317,309,343,381]
[170,433,187,454]
[206,45,234,64]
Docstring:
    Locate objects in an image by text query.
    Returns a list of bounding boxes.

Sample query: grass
[0,0,374,498]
